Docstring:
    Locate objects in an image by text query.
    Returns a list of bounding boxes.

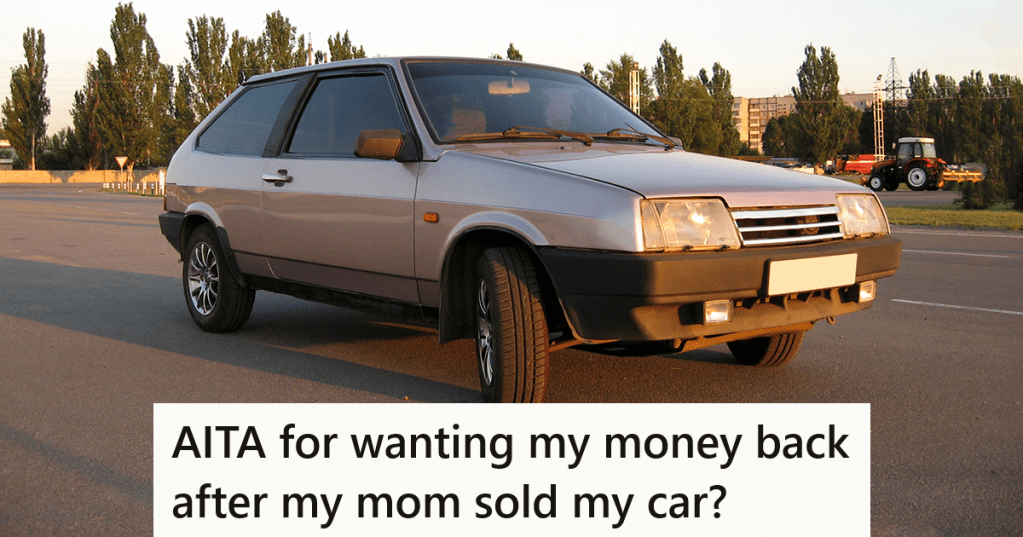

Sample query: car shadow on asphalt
[0,256,481,403]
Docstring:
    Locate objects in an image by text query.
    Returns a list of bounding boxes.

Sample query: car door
[260,68,421,303]
[189,77,302,277]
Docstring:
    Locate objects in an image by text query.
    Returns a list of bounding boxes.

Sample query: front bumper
[538,235,901,341]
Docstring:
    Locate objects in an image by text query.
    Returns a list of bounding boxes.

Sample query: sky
[2,0,1022,136]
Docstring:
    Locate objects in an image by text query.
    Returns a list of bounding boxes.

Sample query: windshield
[405,61,664,144]
[922,143,936,159]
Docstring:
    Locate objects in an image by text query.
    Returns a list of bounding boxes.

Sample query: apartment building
[732,92,875,154]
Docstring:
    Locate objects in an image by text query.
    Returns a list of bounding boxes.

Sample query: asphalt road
[0,185,1020,535]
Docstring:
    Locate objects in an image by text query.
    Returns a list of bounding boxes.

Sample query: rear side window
[197,79,298,155]
[288,74,405,156]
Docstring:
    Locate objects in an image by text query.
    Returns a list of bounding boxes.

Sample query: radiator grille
[731,206,844,247]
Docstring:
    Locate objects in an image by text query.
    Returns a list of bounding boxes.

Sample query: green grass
[886,203,1023,230]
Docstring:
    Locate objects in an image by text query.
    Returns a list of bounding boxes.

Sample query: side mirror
[355,129,418,161]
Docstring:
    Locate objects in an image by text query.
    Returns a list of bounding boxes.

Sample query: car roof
[243,56,580,85]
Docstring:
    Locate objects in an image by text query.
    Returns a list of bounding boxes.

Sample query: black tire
[726,331,805,366]
[906,165,929,191]
[474,247,548,403]
[867,175,885,192]
[884,180,900,191]
[183,224,255,332]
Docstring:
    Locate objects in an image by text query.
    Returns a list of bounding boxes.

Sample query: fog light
[703,299,733,324]
[857,281,877,303]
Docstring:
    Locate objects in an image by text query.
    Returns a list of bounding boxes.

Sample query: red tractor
[864,137,983,192]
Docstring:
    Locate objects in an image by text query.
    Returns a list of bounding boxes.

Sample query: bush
[959,180,1000,209]
[1014,162,1023,211]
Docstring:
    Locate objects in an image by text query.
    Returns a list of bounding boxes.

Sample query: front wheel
[906,166,929,191]
[727,331,805,366]
[867,175,885,192]
[183,224,255,332]
[475,247,548,403]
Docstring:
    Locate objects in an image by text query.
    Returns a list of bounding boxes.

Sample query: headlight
[836,194,889,238]
[640,199,741,251]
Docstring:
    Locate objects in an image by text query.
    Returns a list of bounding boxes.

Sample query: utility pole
[884,57,905,108]
[873,74,885,160]
[628,63,640,114]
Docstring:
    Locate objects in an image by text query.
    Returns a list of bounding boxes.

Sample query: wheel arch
[178,212,249,289]
[437,227,567,345]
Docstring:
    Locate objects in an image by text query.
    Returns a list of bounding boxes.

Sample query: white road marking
[895,229,1023,240]
[902,249,1010,259]
[892,299,1023,316]
[121,212,138,216]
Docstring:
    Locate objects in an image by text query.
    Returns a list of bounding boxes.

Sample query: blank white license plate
[767,253,857,296]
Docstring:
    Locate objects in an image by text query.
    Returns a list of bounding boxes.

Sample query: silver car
[159,57,901,403]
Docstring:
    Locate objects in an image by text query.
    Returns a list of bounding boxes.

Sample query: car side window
[288,74,405,156]
[196,79,299,156]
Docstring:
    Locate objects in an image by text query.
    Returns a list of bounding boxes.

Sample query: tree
[650,41,685,138]
[185,16,233,120]
[837,106,864,155]
[228,31,261,84]
[258,11,306,72]
[1,28,50,170]
[327,30,366,62]
[94,3,164,174]
[506,43,522,61]
[792,44,850,168]
[700,63,740,156]
[37,127,85,170]
[599,53,653,110]
[71,63,103,170]
[581,62,598,83]
[172,65,198,147]
[905,69,935,137]
[762,115,806,158]
[152,63,178,166]
[762,117,786,157]
[678,80,720,154]
[646,41,717,153]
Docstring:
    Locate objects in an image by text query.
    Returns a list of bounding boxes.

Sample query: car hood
[459,144,869,208]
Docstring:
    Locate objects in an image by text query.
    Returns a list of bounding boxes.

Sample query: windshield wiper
[597,127,677,150]
[456,126,593,145]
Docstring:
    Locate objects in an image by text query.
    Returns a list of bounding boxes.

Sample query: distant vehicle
[835,154,877,175]
[864,137,984,192]
[158,57,901,403]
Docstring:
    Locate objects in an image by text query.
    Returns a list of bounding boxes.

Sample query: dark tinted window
[288,74,405,156]
[197,79,298,155]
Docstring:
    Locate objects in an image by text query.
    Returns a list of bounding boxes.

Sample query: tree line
[2,4,366,173]
[0,4,745,173]
[3,3,1021,208]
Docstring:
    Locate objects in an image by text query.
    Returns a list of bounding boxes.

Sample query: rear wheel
[183,224,255,332]
[474,247,548,403]
[867,175,885,192]
[906,165,929,191]
[727,331,805,366]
